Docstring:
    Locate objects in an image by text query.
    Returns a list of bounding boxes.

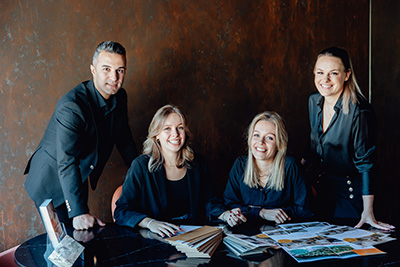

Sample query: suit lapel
[86,80,100,190]
[155,166,168,212]
[187,164,199,217]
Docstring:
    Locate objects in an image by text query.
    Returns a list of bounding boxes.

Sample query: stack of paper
[166,226,223,258]
[224,233,278,257]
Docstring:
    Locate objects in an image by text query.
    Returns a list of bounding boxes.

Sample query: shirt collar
[91,81,117,115]
[316,91,344,112]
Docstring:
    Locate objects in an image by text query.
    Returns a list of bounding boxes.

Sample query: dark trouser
[313,173,363,220]
[54,203,74,230]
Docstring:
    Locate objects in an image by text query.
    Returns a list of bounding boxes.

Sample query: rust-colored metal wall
[371,0,400,224]
[0,0,375,251]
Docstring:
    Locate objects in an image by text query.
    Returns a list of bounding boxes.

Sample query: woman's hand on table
[219,208,247,227]
[140,218,181,238]
[354,195,395,231]
[355,209,395,231]
[259,208,291,224]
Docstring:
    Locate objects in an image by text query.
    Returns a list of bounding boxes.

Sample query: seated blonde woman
[217,111,313,226]
[114,105,213,237]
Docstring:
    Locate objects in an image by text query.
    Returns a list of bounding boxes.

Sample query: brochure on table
[260,221,395,263]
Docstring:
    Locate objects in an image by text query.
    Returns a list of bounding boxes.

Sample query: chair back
[0,245,20,267]
[111,185,123,222]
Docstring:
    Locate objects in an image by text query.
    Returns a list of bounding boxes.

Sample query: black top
[303,92,376,195]
[114,154,213,228]
[165,174,190,219]
[223,155,313,220]
[89,86,117,180]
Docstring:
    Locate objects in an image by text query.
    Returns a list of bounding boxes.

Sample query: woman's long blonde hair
[316,47,365,114]
[244,111,288,191]
[143,104,194,172]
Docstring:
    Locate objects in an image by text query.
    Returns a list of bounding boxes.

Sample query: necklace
[164,164,177,167]
[258,172,271,184]
[258,168,271,178]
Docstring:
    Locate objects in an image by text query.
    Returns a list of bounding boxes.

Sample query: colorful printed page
[317,225,374,240]
[341,232,396,248]
[279,221,331,234]
[260,221,390,262]
[285,244,360,263]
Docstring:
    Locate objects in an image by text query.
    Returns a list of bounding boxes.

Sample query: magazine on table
[260,221,394,263]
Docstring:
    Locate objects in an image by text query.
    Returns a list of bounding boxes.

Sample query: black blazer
[114,154,213,228]
[24,80,138,218]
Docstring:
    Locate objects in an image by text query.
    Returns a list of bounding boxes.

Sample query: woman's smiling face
[314,55,350,101]
[157,113,186,156]
[250,120,278,164]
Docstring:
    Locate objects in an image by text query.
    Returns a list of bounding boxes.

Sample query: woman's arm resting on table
[354,195,395,230]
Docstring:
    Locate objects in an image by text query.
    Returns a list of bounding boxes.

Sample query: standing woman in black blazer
[302,47,394,230]
[114,105,212,237]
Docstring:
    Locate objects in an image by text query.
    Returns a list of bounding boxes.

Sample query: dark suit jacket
[24,80,138,218]
[114,154,213,228]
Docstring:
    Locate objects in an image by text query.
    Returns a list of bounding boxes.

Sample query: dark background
[0,0,399,251]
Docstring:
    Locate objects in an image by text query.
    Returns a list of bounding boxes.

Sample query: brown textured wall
[371,1,400,223]
[0,0,374,251]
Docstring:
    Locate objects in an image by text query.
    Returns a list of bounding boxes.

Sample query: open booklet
[260,221,395,263]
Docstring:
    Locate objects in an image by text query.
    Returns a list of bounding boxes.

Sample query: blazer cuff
[68,203,89,218]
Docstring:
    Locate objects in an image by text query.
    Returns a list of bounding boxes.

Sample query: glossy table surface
[15,222,399,266]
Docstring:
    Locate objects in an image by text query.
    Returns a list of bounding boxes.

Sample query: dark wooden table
[15,222,399,266]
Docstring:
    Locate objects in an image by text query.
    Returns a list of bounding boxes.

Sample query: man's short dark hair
[92,41,126,64]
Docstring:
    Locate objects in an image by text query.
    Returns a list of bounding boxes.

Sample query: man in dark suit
[24,41,138,230]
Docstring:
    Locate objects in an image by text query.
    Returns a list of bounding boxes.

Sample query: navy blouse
[223,155,313,220]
